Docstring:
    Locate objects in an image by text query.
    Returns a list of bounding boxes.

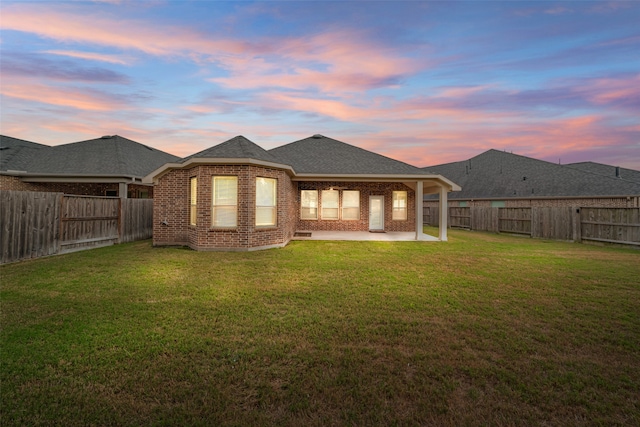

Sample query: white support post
[438,185,448,241]
[119,182,128,199]
[415,181,424,240]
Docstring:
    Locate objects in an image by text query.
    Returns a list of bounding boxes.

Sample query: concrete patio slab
[291,231,440,242]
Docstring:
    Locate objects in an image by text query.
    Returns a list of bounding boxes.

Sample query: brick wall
[0,175,37,191]
[297,181,416,232]
[0,175,153,198]
[154,165,297,250]
[153,168,190,246]
[426,196,639,209]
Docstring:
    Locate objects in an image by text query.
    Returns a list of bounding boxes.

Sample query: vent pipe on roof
[615,166,621,178]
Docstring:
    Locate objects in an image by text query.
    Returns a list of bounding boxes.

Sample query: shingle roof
[268,134,426,175]
[181,135,282,164]
[0,135,48,172]
[565,161,640,184]
[3,135,179,178]
[423,149,640,199]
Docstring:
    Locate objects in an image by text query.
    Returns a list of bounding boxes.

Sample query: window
[212,176,237,227]
[105,190,118,197]
[256,177,277,227]
[392,191,407,220]
[342,190,360,220]
[189,177,197,226]
[321,190,339,220]
[300,190,318,220]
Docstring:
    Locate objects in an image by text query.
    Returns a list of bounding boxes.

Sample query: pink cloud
[1,5,251,58]
[43,50,133,65]
[1,81,125,111]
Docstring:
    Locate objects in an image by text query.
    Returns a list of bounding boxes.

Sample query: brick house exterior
[423,149,640,213]
[1,135,177,198]
[146,135,460,251]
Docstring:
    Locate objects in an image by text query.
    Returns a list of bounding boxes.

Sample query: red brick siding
[153,168,191,246]
[154,165,297,250]
[0,175,153,198]
[296,181,416,232]
[0,175,37,191]
[428,196,639,209]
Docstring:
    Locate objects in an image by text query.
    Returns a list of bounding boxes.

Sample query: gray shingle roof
[268,134,426,175]
[423,149,640,199]
[181,135,282,164]
[2,135,179,178]
[0,135,48,172]
[565,162,640,184]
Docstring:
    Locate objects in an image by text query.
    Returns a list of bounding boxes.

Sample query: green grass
[1,228,639,426]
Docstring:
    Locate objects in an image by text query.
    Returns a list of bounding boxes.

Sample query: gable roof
[2,135,179,179]
[564,161,640,184]
[423,149,640,199]
[269,134,426,175]
[144,134,460,192]
[181,135,281,164]
[0,135,48,172]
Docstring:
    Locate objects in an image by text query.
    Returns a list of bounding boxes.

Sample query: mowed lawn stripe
[1,229,639,426]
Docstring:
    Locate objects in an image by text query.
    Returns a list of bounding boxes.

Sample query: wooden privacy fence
[1,191,153,264]
[425,205,640,246]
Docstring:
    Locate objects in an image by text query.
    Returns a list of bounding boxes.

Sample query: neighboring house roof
[565,161,640,184]
[423,149,640,199]
[2,135,179,179]
[181,135,281,164]
[0,135,48,172]
[269,134,427,175]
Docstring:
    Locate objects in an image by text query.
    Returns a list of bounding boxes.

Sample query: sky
[1,1,639,169]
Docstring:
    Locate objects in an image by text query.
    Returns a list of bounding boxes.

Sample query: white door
[369,195,384,231]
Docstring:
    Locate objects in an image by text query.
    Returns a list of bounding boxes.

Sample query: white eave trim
[143,157,296,184]
[293,173,461,191]
[2,171,146,184]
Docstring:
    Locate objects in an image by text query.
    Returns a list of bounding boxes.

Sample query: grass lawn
[1,228,639,426]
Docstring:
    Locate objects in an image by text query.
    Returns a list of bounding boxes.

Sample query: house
[564,162,640,184]
[422,149,640,209]
[144,134,460,251]
[0,135,179,198]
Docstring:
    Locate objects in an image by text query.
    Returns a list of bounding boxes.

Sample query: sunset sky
[1,1,639,169]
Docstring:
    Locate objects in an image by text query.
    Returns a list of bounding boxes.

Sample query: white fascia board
[142,158,296,184]
[293,174,461,191]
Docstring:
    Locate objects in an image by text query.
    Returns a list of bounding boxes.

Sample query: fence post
[118,198,123,244]
[572,207,581,243]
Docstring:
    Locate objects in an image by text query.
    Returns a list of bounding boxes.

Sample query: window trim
[189,176,197,226]
[255,177,277,227]
[211,176,238,228]
[321,189,339,220]
[341,190,360,220]
[392,191,408,221]
[300,190,318,220]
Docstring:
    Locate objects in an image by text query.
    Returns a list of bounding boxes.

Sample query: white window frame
[212,176,238,228]
[300,190,318,220]
[341,190,360,220]
[321,190,339,220]
[392,191,408,221]
[256,177,277,227]
[189,177,197,226]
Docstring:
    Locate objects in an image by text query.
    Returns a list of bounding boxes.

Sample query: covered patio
[292,230,439,242]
